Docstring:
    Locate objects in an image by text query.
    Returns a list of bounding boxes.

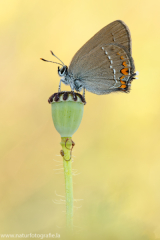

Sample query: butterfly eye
[61,67,65,74]
[58,66,68,77]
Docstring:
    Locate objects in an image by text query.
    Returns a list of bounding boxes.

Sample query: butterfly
[41,20,136,98]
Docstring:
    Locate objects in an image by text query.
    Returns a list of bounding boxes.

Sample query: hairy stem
[61,137,73,232]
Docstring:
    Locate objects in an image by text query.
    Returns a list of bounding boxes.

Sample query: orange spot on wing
[121,68,129,75]
[120,56,124,60]
[120,76,125,80]
[122,61,127,67]
[120,80,126,84]
[120,84,126,89]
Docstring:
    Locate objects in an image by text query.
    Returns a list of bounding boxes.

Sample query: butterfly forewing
[69,20,132,72]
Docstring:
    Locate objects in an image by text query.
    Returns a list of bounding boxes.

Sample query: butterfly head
[58,65,70,86]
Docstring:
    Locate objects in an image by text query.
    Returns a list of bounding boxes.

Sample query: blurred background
[0,0,160,239]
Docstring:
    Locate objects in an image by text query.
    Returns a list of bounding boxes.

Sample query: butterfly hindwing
[70,43,135,94]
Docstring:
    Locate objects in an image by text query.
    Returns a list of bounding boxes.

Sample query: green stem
[61,137,73,232]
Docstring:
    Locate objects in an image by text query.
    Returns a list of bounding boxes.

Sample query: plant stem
[60,137,73,232]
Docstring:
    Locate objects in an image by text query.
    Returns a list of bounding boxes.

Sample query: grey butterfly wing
[70,43,135,94]
[69,20,132,71]
[68,20,135,94]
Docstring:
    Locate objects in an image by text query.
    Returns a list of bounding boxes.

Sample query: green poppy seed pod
[48,91,86,137]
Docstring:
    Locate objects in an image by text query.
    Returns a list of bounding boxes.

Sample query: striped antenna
[50,51,65,66]
[40,58,64,67]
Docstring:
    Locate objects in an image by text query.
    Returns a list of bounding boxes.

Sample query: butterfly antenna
[50,50,65,66]
[40,58,64,67]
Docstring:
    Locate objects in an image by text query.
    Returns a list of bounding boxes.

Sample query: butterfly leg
[70,83,74,92]
[83,87,85,99]
[58,79,62,92]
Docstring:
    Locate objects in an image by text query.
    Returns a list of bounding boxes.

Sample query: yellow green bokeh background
[1,0,160,239]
